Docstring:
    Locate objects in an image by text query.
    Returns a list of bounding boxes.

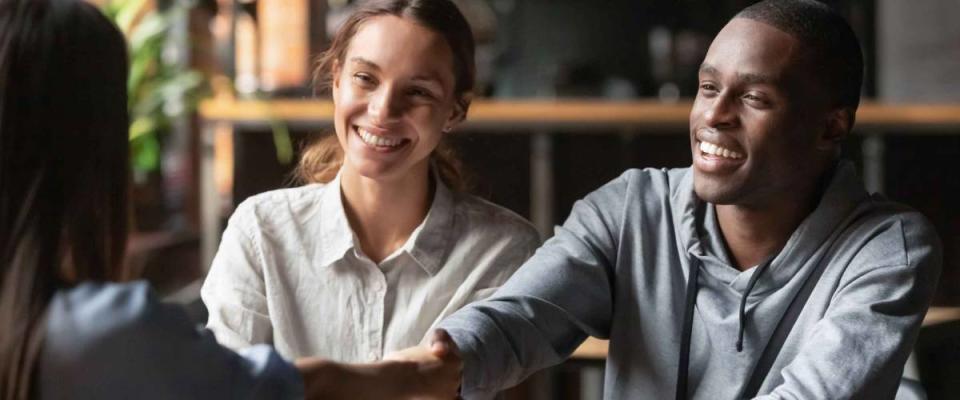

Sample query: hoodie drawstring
[736,257,774,352]
[675,258,701,400]
[676,256,776,399]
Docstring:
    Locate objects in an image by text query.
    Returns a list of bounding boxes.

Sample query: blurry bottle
[649,25,679,103]
[234,0,259,96]
[257,0,327,97]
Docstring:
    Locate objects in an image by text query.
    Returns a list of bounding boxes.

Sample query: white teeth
[358,128,403,148]
[699,140,743,159]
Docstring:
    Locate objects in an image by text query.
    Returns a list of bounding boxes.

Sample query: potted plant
[101,0,207,231]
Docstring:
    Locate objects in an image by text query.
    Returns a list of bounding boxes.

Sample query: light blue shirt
[38,281,303,399]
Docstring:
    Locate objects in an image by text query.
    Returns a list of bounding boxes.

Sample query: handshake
[297,329,464,399]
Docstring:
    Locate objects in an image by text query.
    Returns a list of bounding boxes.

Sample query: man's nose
[703,93,738,129]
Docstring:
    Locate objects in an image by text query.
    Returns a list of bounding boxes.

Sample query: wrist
[295,357,348,399]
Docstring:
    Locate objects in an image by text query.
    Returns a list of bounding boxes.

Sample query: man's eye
[742,93,769,107]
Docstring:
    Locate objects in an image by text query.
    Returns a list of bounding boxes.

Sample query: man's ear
[443,92,472,133]
[817,107,853,151]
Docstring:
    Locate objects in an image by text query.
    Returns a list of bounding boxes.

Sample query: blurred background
[92,0,959,398]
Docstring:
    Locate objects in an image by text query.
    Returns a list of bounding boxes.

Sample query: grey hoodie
[438,161,941,399]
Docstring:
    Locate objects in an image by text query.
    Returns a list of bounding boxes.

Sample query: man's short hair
[737,0,864,111]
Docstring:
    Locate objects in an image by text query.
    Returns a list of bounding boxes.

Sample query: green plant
[101,0,207,178]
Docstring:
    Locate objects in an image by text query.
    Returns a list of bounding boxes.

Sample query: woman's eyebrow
[349,57,380,71]
[410,75,444,86]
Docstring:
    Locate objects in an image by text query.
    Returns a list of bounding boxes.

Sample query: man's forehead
[701,18,803,81]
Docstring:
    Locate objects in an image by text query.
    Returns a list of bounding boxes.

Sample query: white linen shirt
[201,172,541,362]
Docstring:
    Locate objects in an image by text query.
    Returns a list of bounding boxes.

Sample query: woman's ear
[443,92,473,133]
[331,60,342,103]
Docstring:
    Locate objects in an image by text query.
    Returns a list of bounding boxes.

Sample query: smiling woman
[328,14,461,196]
[201,0,542,366]
[297,0,475,191]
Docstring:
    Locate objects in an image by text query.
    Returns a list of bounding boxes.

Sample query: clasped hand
[298,329,462,399]
[382,329,462,399]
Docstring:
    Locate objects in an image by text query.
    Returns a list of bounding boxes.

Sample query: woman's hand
[296,329,462,399]
[384,329,463,398]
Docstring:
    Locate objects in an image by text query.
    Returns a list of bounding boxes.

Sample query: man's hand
[383,329,463,398]
[296,329,462,399]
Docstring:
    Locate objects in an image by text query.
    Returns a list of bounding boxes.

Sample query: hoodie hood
[672,160,870,295]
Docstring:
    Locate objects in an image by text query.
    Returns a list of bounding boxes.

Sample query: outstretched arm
[433,175,631,397]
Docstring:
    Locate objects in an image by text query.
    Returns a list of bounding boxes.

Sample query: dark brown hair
[296,0,475,191]
[0,0,130,396]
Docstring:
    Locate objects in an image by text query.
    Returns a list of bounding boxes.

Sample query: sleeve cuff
[237,345,305,399]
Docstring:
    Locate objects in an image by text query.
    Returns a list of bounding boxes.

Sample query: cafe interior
[65,0,960,398]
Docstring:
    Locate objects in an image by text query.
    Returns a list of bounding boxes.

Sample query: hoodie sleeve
[437,172,633,399]
[755,213,942,400]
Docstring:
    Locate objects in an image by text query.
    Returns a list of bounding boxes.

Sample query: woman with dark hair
[0,0,458,398]
[201,0,540,363]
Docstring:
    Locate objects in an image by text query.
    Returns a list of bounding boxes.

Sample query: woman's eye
[352,73,376,87]
[408,87,433,98]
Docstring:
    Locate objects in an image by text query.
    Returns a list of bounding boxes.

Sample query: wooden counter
[570,306,960,360]
[199,99,960,132]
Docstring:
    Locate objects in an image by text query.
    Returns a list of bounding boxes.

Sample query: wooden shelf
[196,97,960,265]
[571,337,609,360]
[199,99,960,133]
[924,306,960,327]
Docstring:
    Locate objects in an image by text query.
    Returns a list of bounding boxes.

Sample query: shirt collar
[405,170,455,276]
[318,171,356,268]
[316,168,456,276]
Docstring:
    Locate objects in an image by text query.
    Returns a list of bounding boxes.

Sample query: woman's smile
[355,125,410,152]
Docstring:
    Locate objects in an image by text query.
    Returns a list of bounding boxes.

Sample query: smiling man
[387,0,944,399]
